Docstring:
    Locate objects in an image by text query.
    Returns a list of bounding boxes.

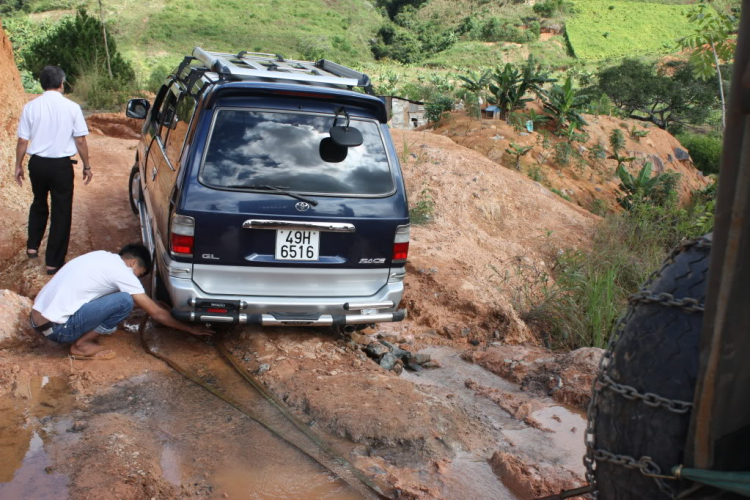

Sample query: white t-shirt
[17,90,89,158]
[33,251,145,324]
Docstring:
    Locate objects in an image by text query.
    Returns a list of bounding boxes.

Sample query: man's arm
[15,138,28,187]
[132,293,213,336]
[74,136,93,185]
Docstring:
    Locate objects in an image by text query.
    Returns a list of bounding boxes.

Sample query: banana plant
[616,161,668,209]
[458,69,492,117]
[505,142,533,170]
[488,56,555,121]
[542,75,588,134]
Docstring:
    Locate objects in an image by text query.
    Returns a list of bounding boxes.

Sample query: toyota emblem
[295,202,310,212]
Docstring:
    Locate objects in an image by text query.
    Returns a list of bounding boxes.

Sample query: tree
[677,4,736,130]
[505,143,533,170]
[488,56,554,121]
[597,59,716,131]
[23,9,134,85]
[616,162,676,210]
[458,69,491,117]
[542,75,588,133]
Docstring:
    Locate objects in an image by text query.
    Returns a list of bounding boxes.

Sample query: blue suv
[126,48,408,329]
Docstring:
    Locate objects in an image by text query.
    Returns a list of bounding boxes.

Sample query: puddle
[0,375,74,499]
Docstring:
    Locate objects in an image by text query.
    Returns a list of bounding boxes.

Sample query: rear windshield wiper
[225,184,319,206]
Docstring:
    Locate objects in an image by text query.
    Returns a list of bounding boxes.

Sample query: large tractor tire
[590,236,711,499]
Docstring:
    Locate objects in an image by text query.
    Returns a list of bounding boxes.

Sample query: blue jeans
[47,292,133,344]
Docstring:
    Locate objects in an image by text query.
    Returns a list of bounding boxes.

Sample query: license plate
[275,230,320,261]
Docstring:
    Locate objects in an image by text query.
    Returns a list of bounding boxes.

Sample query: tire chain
[583,236,711,500]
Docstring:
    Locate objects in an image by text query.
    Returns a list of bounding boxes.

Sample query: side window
[158,90,179,142]
[164,95,197,168]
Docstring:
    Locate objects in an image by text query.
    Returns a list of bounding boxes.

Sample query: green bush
[479,17,539,44]
[71,61,138,110]
[425,94,454,123]
[677,133,722,175]
[520,195,714,350]
[146,64,173,94]
[409,187,435,225]
[22,9,135,87]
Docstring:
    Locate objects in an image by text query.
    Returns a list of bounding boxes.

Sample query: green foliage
[527,165,548,183]
[409,187,435,225]
[475,17,539,44]
[609,128,626,155]
[565,0,694,61]
[541,75,588,133]
[372,68,402,95]
[597,59,717,130]
[589,140,606,163]
[2,16,55,66]
[518,194,714,349]
[372,13,456,64]
[146,64,173,94]
[629,124,649,140]
[22,9,135,86]
[589,198,609,216]
[505,142,533,170]
[676,133,722,175]
[71,60,140,110]
[550,188,572,201]
[457,68,491,93]
[553,140,575,167]
[677,4,736,81]
[488,56,554,121]
[615,161,679,209]
[376,0,428,19]
[424,94,454,123]
[20,69,42,93]
[533,0,572,17]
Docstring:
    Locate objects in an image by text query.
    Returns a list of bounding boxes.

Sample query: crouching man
[29,243,212,360]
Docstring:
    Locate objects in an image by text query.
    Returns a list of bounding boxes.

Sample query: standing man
[30,243,213,360]
[15,65,92,275]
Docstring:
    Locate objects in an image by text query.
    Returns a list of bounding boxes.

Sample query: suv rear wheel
[129,164,142,215]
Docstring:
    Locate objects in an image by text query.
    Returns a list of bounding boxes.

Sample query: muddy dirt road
[0,122,595,499]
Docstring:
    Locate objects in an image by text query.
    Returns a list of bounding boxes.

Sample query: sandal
[27,249,38,259]
[69,349,116,361]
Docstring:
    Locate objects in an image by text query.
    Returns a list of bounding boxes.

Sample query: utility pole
[98,0,113,78]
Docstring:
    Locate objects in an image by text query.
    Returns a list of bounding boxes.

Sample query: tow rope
[138,316,391,500]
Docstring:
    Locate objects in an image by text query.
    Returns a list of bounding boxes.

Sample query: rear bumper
[159,249,406,326]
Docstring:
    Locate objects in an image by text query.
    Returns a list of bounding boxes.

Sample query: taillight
[170,214,195,258]
[392,224,410,263]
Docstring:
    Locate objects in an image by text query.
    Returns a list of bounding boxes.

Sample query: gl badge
[295,202,310,212]
[359,258,386,264]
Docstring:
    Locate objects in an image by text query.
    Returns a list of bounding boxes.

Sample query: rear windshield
[200,109,394,195]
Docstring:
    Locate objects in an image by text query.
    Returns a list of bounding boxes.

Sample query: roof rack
[192,47,374,95]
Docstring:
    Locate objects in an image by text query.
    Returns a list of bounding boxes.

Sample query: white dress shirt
[17,90,89,158]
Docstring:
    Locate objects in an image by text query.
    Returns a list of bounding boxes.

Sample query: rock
[649,154,665,173]
[461,328,470,337]
[349,332,369,345]
[0,290,38,349]
[410,353,431,365]
[674,147,690,161]
[379,352,398,371]
[379,340,410,360]
[365,342,390,360]
[422,360,442,369]
[392,360,404,375]
[405,363,423,372]
[257,364,270,374]
[470,339,481,346]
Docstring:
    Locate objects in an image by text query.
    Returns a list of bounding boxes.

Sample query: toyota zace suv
[126,48,408,329]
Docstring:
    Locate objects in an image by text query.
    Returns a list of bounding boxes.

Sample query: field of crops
[566,0,695,61]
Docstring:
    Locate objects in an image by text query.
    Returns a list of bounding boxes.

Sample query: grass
[565,0,694,61]
[72,0,384,76]
[509,196,715,350]
[422,37,574,70]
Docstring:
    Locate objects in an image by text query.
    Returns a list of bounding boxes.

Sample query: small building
[383,96,427,129]
[482,105,501,120]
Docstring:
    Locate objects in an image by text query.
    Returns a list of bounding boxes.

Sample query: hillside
[0,23,31,262]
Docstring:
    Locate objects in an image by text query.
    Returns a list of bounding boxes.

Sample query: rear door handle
[243,220,355,233]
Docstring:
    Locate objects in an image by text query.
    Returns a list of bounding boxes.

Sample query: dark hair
[119,243,152,273]
[40,66,66,90]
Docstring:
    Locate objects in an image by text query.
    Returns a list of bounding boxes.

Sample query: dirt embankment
[432,112,710,211]
[392,129,596,346]
[0,25,32,262]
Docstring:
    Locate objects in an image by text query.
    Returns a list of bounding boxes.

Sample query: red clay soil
[432,111,711,212]
[0,25,32,262]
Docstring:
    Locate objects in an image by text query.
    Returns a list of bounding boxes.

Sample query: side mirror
[126,99,150,120]
[329,107,363,148]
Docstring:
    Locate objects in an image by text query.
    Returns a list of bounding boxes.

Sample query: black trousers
[27,155,74,268]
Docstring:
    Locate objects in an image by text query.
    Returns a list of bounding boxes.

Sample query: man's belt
[29,313,55,336]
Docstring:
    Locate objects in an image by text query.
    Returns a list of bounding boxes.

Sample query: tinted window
[165,95,196,167]
[201,110,394,196]
[158,91,179,141]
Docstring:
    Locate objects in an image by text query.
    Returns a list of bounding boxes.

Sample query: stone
[379,340,410,359]
[674,147,690,161]
[461,328,471,337]
[422,360,442,369]
[410,353,431,365]
[365,342,390,359]
[470,339,481,346]
[69,421,88,433]
[349,332,369,345]
[392,360,404,375]
[649,154,665,173]
[405,363,423,372]
[379,352,398,371]
[257,364,270,374]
